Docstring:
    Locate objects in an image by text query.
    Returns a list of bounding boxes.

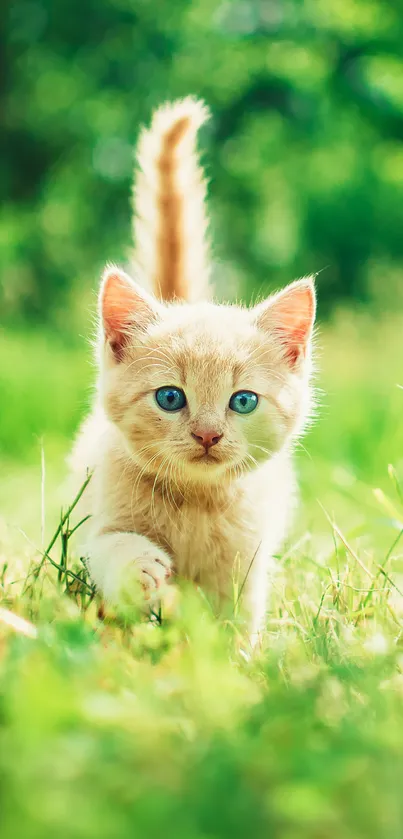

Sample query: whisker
[249,442,271,457]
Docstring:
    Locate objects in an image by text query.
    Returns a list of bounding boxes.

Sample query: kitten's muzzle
[191,429,223,453]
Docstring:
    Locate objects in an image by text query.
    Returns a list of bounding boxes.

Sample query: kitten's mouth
[190,452,221,465]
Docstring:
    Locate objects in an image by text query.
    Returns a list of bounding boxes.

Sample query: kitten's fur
[71,97,316,638]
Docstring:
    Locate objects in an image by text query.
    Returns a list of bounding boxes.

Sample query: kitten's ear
[253,277,316,369]
[99,265,161,361]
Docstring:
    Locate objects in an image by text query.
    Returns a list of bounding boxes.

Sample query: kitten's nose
[191,430,223,450]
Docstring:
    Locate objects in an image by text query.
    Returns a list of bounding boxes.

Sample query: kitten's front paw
[136,552,172,597]
[87,532,173,613]
[120,548,172,607]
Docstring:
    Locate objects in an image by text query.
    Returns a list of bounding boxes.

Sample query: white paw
[86,532,173,610]
[119,549,172,606]
[135,552,172,596]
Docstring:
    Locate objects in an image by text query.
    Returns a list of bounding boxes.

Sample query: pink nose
[191,430,223,450]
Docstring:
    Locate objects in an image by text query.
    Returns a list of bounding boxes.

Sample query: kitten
[71,97,316,639]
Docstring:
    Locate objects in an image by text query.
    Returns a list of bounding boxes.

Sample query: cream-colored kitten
[71,97,316,638]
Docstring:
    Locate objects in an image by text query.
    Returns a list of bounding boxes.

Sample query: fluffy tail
[132,97,210,303]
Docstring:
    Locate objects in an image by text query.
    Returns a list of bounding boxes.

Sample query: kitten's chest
[143,492,259,595]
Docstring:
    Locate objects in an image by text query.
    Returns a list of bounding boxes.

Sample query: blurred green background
[1,0,403,507]
[2,6,403,839]
[3,0,403,323]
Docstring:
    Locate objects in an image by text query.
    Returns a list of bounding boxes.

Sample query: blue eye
[155,386,187,412]
[229,390,258,415]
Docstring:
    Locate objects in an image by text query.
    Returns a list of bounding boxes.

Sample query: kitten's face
[99,270,315,486]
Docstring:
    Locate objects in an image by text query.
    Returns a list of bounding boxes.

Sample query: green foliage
[1,605,403,839]
[3,0,403,325]
[0,330,90,462]
[1,312,403,837]
[2,4,403,834]
[1,461,403,838]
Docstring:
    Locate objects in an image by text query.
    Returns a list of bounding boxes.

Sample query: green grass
[1,311,403,838]
[0,329,92,463]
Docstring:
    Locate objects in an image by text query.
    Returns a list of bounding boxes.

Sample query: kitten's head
[97,267,316,486]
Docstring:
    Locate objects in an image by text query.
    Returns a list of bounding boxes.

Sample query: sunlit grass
[1,311,403,837]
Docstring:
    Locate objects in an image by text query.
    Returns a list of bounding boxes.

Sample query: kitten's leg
[243,549,277,649]
[86,531,172,608]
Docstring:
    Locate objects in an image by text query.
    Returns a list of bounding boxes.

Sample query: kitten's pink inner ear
[100,267,159,359]
[255,279,316,368]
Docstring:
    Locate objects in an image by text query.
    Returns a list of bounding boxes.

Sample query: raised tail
[132,97,210,303]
